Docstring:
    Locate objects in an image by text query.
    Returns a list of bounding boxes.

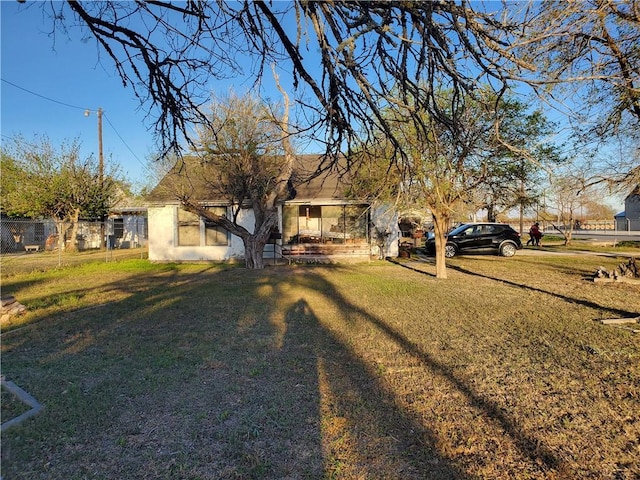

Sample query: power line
[1,78,89,111]
[1,77,150,173]
[103,113,149,171]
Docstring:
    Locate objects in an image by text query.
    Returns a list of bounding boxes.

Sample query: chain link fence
[1,217,148,276]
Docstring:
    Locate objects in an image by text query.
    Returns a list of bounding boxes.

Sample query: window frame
[204,206,229,246]
[176,206,229,247]
[113,218,125,239]
[283,203,369,244]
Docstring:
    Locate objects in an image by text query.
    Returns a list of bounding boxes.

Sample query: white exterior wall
[148,205,253,262]
[148,202,400,262]
[121,215,147,247]
[370,204,400,258]
[107,215,147,248]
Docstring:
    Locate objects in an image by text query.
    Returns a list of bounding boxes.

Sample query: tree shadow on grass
[444,263,640,318]
[1,266,269,478]
[305,267,564,477]
[1,264,471,478]
[394,257,639,319]
[282,297,466,479]
[2,262,589,478]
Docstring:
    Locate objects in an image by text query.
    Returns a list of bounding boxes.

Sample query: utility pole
[97,107,106,251]
[97,107,103,185]
[85,107,106,250]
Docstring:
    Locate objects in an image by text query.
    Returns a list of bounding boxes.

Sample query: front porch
[280,242,372,262]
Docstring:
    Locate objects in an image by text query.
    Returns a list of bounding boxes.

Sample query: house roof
[626,184,640,200]
[109,207,148,215]
[146,153,353,205]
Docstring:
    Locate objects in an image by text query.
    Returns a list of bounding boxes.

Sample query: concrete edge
[1,379,44,432]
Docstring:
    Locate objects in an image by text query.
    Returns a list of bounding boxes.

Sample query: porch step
[282,243,371,257]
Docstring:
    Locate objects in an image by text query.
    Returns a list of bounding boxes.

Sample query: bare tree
[154,91,296,269]
[39,1,538,162]
[583,200,616,222]
[521,0,639,131]
[545,163,607,245]
[519,0,640,189]
[409,92,515,278]
[351,87,562,277]
[25,2,636,178]
[352,90,502,279]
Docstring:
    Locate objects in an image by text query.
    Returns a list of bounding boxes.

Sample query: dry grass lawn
[1,252,639,479]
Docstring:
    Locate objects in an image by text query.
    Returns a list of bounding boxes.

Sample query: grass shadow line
[315,270,563,475]
[284,297,468,478]
[445,263,639,319]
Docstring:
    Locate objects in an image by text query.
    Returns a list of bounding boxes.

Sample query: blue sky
[1,2,171,189]
[1,2,308,191]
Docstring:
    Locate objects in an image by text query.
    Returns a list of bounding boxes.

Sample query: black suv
[425,223,522,258]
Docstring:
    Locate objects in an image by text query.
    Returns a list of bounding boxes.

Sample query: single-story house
[145,154,400,263]
[106,207,148,249]
[614,185,640,232]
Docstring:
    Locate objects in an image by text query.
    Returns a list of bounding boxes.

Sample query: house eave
[283,198,367,206]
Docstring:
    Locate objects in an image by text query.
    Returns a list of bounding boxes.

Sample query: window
[177,207,228,247]
[298,205,322,236]
[344,205,368,240]
[204,207,228,246]
[283,204,369,244]
[322,206,343,241]
[282,205,299,243]
[177,209,200,246]
[113,218,124,239]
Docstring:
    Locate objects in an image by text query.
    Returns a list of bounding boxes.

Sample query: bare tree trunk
[563,208,575,246]
[432,211,450,279]
[67,208,81,252]
[178,81,294,270]
[519,178,525,235]
[487,203,496,222]
[242,212,278,269]
[243,236,268,269]
[56,221,70,252]
[519,202,524,236]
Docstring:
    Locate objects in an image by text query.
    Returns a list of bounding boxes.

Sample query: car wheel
[500,242,517,257]
[444,244,457,258]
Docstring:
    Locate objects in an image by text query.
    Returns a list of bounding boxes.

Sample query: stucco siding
[148,202,393,263]
[370,204,400,258]
[148,205,253,262]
